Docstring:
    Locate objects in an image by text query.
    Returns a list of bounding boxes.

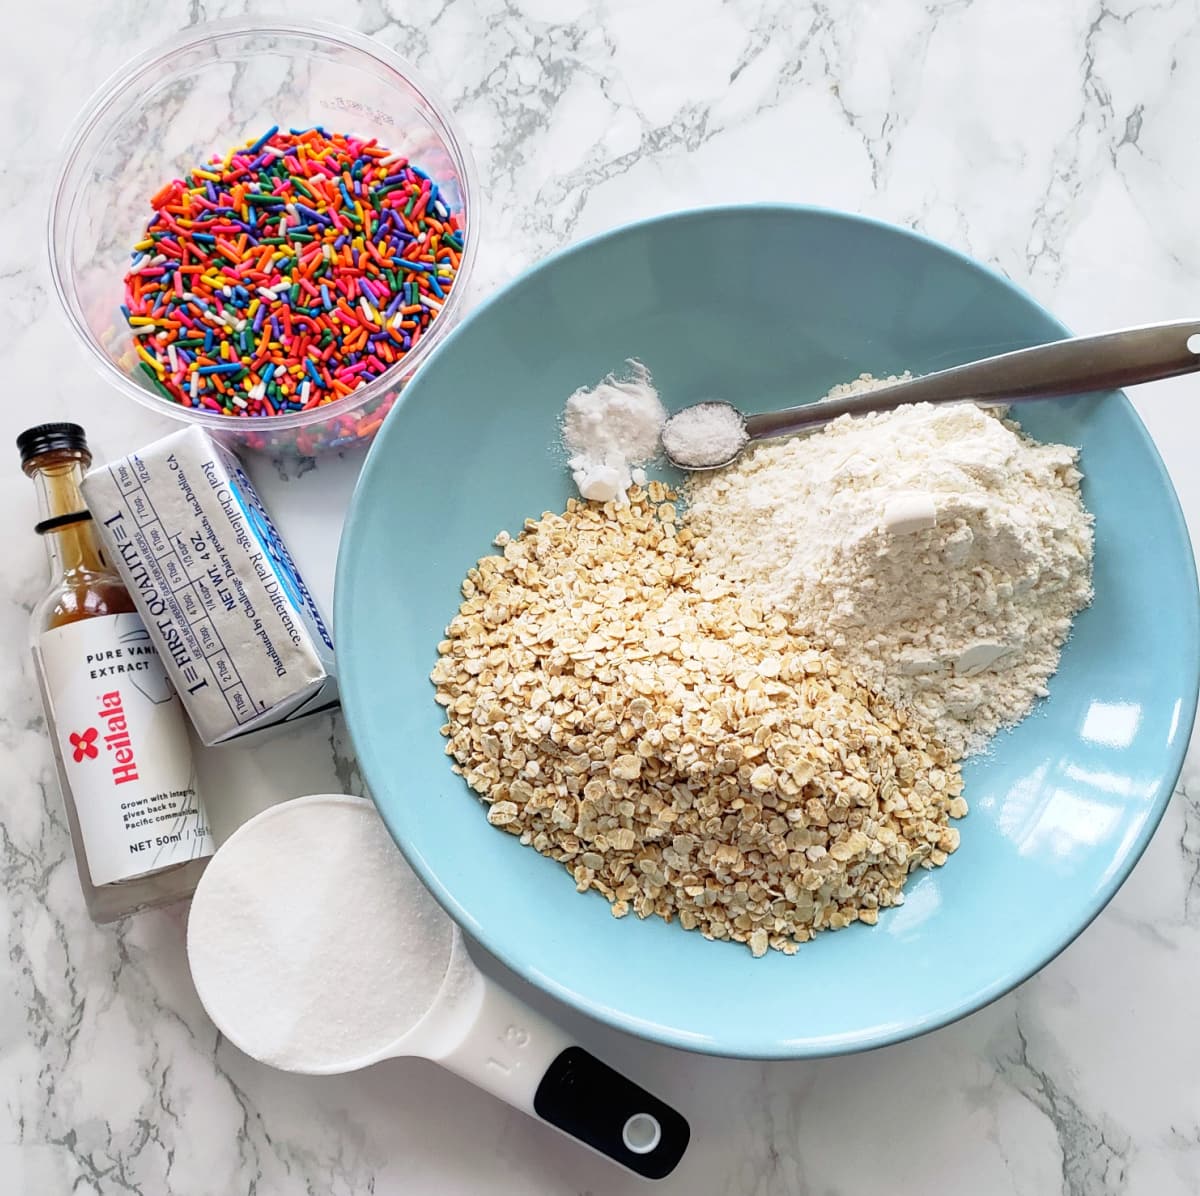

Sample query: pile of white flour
[685,383,1094,757]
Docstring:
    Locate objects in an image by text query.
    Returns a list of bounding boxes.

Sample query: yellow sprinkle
[136,346,164,375]
[194,169,221,182]
[127,316,156,326]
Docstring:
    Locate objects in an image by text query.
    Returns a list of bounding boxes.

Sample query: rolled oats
[432,487,966,955]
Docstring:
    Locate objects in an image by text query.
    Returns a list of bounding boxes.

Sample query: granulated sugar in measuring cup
[186,795,689,1179]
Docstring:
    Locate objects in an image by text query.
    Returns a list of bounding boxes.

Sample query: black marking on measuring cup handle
[532,1046,690,1180]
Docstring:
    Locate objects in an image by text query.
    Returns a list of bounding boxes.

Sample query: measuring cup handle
[426,968,690,1180]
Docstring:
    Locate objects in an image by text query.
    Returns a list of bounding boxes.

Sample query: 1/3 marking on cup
[485,1024,531,1073]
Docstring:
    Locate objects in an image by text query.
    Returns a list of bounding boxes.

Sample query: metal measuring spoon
[661,318,1200,470]
[187,795,689,1180]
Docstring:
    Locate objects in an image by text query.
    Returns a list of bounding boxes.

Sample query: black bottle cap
[17,423,91,467]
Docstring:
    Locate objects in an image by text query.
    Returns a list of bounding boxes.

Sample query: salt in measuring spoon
[661,318,1200,469]
[186,794,689,1180]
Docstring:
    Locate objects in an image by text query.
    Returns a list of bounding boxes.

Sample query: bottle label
[37,613,214,887]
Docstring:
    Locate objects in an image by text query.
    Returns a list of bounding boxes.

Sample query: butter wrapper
[82,427,337,745]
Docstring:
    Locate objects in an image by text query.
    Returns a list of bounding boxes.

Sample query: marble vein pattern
[2,0,1200,1193]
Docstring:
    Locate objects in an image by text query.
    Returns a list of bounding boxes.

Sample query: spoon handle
[420,943,689,1179]
[744,318,1200,441]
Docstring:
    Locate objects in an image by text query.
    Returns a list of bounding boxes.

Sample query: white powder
[661,402,747,468]
[686,382,1094,758]
[562,360,665,502]
[187,798,454,1071]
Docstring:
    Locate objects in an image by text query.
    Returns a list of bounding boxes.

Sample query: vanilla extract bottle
[21,424,214,922]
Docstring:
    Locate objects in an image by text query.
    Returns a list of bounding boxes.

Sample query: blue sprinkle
[296,204,330,225]
[250,126,279,154]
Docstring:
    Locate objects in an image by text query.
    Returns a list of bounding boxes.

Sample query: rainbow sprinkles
[122,126,464,431]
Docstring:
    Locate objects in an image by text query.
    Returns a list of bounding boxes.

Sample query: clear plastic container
[48,18,478,456]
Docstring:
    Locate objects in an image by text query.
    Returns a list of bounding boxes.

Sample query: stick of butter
[82,427,337,745]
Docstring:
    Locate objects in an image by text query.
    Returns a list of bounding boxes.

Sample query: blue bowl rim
[336,202,1200,1058]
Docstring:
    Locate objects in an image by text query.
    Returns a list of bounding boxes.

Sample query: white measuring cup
[186,794,689,1179]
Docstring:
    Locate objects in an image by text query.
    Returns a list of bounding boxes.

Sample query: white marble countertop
[4,1,1200,1192]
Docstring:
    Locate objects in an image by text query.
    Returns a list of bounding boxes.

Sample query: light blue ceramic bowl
[336,206,1199,1059]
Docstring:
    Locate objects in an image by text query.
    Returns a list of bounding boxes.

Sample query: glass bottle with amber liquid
[21,423,214,922]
